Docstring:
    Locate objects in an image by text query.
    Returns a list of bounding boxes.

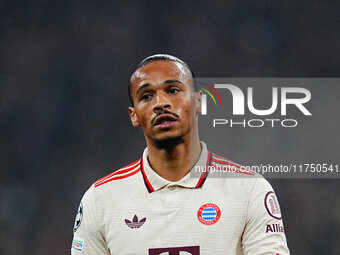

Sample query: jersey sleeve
[71,184,110,255]
[241,177,290,255]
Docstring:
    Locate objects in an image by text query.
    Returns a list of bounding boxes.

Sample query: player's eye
[168,87,180,95]
[140,93,152,101]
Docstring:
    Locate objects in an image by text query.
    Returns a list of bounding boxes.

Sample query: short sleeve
[241,177,290,255]
[71,185,109,254]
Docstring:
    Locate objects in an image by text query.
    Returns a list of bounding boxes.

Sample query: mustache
[151,110,180,125]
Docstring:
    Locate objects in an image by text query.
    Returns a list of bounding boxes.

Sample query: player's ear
[195,90,203,115]
[128,107,141,127]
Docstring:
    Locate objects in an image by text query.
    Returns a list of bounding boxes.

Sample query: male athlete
[71,54,290,254]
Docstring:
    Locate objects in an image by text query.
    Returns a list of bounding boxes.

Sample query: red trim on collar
[141,151,212,193]
[140,158,155,193]
[195,151,212,188]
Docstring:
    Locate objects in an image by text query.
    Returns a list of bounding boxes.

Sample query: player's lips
[152,114,178,128]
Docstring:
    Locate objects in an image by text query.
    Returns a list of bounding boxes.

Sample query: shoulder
[77,159,143,222]
[208,152,272,196]
[94,159,141,188]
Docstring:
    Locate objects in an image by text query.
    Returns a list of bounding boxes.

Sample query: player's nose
[153,92,171,112]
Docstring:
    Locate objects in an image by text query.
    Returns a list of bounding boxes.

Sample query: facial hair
[154,136,184,152]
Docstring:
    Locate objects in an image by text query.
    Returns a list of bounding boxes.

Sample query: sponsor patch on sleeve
[265,223,285,233]
[71,237,84,252]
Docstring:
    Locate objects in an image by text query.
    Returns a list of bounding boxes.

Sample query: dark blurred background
[0,0,339,254]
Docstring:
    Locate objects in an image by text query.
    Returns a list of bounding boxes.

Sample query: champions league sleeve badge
[73,202,83,232]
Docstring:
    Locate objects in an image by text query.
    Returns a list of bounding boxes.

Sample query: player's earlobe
[128,107,141,127]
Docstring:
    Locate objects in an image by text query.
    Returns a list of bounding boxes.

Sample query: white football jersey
[71,142,289,254]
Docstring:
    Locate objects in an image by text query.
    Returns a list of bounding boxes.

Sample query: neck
[146,132,201,182]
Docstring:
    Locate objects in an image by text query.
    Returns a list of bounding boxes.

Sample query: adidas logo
[125,215,146,229]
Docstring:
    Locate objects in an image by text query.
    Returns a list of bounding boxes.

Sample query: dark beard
[154,136,184,151]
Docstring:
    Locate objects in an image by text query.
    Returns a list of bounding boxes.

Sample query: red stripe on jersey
[212,154,244,168]
[94,167,140,188]
[211,162,255,176]
[195,151,212,188]
[95,160,140,186]
[140,158,155,193]
[212,157,245,169]
[212,154,244,169]
[212,156,255,176]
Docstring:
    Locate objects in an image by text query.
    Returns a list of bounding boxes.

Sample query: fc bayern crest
[73,202,83,232]
[197,203,221,225]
